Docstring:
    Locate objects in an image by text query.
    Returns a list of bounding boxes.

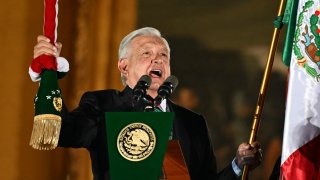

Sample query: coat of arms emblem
[293,0,320,81]
[117,123,156,161]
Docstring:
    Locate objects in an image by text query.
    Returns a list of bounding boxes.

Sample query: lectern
[106,112,175,180]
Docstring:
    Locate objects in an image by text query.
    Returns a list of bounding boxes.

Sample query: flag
[281,0,320,179]
[29,0,64,150]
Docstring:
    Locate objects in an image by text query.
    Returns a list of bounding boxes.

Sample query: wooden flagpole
[241,0,287,179]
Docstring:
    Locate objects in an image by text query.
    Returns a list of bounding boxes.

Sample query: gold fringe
[29,114,61,150]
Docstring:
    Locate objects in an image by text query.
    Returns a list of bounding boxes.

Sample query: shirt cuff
[232,158,243,176]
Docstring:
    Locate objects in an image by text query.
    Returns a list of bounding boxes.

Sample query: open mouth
[149,69,162,78]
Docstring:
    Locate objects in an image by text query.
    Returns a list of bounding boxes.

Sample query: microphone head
[138,74,151,86]
[154,75,179,106]
[133,75,151,103]
[157,75,179,98]
[164,75,179,92]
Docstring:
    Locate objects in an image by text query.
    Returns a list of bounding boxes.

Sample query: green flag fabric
[30,70,63,150]
[282,0,300,66]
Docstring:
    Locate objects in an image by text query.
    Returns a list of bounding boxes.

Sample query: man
[30,27,262,179]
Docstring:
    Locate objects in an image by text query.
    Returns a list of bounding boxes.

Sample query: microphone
[155,75,179,106]
[133,75,151,103]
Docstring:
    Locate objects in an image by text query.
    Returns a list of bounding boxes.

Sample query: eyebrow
[138,42,168,51]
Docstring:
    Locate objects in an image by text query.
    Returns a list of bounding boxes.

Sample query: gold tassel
[29,114,61,150]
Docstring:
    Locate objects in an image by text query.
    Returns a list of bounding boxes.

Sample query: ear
[118,58,128,75]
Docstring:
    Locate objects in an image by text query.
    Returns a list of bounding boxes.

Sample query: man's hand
[34,35,62,59]
[29,35,68,82]
[235,141,262,170]
[31,35,63,74]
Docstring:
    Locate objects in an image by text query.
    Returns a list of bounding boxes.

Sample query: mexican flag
[281,0,320,179]
[29,0,65,150]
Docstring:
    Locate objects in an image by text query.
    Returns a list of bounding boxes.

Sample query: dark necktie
[145,95,173,140]
[154,105,163,112]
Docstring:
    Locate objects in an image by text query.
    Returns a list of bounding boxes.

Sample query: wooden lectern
[161,140,190,180]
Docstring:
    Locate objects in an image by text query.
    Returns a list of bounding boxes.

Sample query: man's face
[119,35,171,94]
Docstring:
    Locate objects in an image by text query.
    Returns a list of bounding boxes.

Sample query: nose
[152,58,163,64]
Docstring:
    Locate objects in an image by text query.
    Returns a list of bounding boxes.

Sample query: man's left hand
[235,141,262,170]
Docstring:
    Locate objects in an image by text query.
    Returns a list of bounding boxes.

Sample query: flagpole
[241,0,287,179]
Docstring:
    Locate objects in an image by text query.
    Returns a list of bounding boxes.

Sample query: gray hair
[118,27,170,85]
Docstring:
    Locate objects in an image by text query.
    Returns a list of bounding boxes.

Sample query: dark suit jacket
[58,86,238,180]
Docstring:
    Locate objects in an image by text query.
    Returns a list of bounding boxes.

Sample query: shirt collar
[159,99,167,112]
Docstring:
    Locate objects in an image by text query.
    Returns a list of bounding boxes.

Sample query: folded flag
[29,0,66,150]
